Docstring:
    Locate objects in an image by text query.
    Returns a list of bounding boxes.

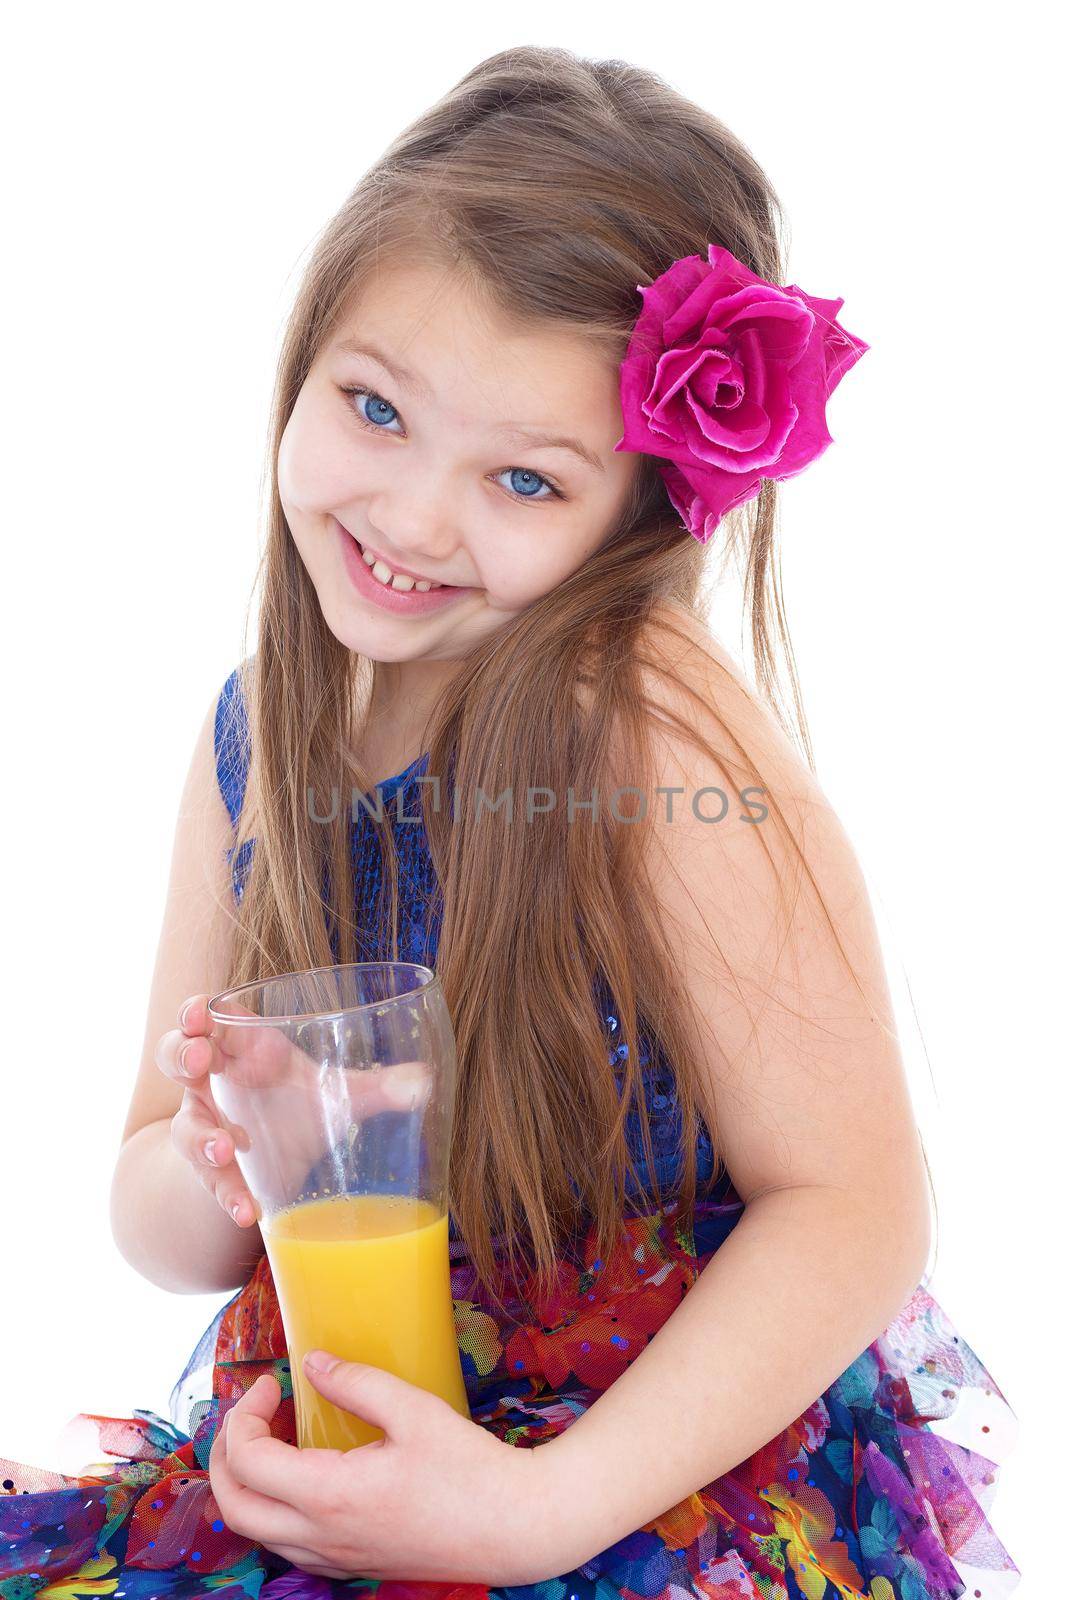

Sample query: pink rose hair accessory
[614,242,870,543]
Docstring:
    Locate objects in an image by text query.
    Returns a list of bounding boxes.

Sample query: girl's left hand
[208,1353,576,1586]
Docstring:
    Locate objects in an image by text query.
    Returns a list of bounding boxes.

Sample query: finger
[156,1027,217,1084]
[209,1408,313,1548]
[259,1544,354,1580]
[208,999,287,1061]
[204,1001,307,1105]
[227,1380,351,1513]
[300,1358,438,1448]
[175,1100,245,1173]
[212,1015,307,1086]
[176,994,213,1035]
[211,1006,430,1114]
[170,1095,234,1168]
[173,1082,252,1164]
[349,1059,433,1118]
[377,1058,432,1112]
[169,1105,255,1219]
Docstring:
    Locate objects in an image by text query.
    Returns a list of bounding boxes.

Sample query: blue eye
[503,468,553,499]
[349,389,401,431]
[338,385,564,504]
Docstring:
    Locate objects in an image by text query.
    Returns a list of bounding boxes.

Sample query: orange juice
[262,1192,470,1450]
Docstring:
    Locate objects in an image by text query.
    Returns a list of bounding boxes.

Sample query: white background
[2,3,1057,1591]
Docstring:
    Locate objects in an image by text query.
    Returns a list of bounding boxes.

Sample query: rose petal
[707,282,815,366]
[651,341,731,422]
[661,457,764,543]
[641,254,714,343]
[660,252,745,345]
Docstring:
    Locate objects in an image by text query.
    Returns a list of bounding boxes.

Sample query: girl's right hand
[157,993,433,1231]
[157,993,258,1227]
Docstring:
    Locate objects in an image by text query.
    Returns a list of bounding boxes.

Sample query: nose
[363,478,464,577]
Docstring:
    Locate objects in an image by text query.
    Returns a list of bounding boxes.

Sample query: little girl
[1,45,1018,1600]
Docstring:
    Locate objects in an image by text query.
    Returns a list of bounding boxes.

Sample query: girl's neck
[357,657,460,779]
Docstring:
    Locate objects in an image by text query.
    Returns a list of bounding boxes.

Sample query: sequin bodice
[214,666,722,1206]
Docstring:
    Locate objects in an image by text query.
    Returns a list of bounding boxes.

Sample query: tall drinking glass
[207,962,470,1450]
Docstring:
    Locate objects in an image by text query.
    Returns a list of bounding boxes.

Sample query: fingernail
[304,1350,338,1373]
[179,1000,193,1032]
[230,1201,243,1222]
[204,1139,218,1165]
[177,1043,192,1076]
[384,1063,425,1105]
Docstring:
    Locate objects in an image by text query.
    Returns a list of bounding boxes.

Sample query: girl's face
[278,257,639,667]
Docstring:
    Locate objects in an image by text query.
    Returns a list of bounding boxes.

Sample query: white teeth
[360,545,442,592]
[373,558,411,589]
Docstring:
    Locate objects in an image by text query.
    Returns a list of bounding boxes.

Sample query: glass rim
[207,960,439,1026]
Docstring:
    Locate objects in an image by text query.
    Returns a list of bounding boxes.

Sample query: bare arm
[110,669,264,1294]
[537,1185,925,1569]
[533,620,931,1570]
[111,1117,265,1294]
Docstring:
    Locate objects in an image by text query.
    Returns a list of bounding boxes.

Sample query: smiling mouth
[354,537,452,592]
[340,524,468,593]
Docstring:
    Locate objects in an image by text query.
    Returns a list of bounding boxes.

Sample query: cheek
[478,542,577,612]
[277,399,358,514]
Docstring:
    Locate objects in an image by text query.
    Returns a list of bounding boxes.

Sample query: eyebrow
[335,339,431,400]
[334,337,605,473]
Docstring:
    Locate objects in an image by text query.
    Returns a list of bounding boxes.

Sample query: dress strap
[213,664,251,827]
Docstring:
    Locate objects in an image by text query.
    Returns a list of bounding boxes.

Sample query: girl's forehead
[325,258,619,409]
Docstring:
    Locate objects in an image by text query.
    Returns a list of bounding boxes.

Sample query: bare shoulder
[117,676,244,1150]
[625,603,926,1234]
[632,597,828,829]
[632,596,867,961]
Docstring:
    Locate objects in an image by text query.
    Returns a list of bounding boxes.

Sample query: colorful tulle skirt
[0,1192,1019,1600]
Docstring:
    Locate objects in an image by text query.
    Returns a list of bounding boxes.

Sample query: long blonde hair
[220,45,936,1307]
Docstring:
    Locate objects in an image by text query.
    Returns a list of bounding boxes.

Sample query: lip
[333,517,477,615]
